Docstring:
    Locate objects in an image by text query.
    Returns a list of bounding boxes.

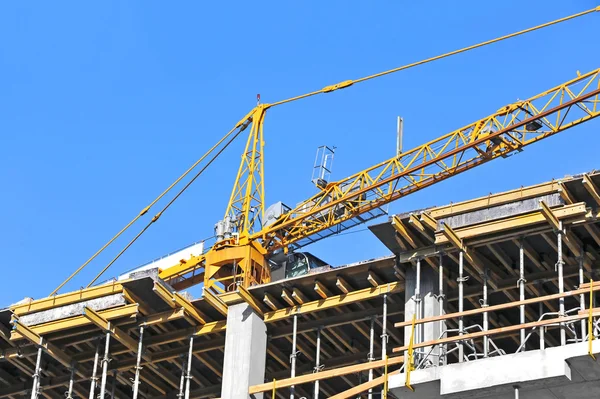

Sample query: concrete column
[221,302,267,399]
[404,262,446,366]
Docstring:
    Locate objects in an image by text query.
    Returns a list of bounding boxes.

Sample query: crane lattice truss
[160,68,600,290]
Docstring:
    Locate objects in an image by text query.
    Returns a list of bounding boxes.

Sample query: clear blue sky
[1,1,599,305]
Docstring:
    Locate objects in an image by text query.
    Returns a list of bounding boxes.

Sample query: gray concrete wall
[221,302,267,399]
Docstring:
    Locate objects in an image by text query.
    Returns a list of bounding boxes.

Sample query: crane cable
[85,125,247,287]
[270,6,600,108]
[50,5,599,295]
[50,115,251,295]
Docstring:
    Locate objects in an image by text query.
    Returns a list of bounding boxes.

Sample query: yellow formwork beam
[11,320,73,369]
[11,281,126,316]
[153,281,207,324]
[11,304,139,340]
[202,289,228,317]
[264,282,401,323]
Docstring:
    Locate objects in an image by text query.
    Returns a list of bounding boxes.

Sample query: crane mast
[160,68,600,292]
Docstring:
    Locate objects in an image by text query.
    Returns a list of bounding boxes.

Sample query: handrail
[395,282,600,329]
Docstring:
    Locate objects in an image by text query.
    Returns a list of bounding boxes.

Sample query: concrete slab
[389,340,600,398]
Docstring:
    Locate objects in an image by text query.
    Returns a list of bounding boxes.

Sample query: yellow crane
[52,5,600,296]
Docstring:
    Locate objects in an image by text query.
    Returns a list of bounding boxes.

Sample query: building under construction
[2,5,600,399]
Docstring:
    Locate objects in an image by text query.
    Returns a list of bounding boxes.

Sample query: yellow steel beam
[314,281,329,299]
[237,285,264,316]
[435,203,588,245]
[11,304,139,340]
[194,320,226,337]
[202,289,228,317]
[123,288,152,315]
[291,288,308,305]
[281,288,295,307]
[367,271,382,287]
[335,277,352,294]
[152,281,207,324]
[249,355,404,394]
[263,293,279,311]
[558,182,576,204]
[441,223,464,251]
[264,282,401,323]
[419,212,438,231]
[539,200,561,231]
[82,306,144,358]
[409,214,433,241]
[392,216,420,248]
[583,174,600,206]
[11,321,73,369]
[11,281,125,316]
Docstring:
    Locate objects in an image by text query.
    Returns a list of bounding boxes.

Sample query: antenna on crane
[312,145,336,189]
[397,116,404,156]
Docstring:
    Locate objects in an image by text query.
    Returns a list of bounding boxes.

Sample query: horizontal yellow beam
[264,282,401,323]
[11,281,126,316]
[329,367,401,399]
[237,285,264,316]
[429,181,560,219]
[540,200,561,231]
[250,355,404,393]
[11,304,139,340]
[435,203,588,245]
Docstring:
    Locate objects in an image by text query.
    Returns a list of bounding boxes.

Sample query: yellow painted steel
[589,279,596,360]
[406,314,416,391]
[54,5,600,293]
[271,378,276,398]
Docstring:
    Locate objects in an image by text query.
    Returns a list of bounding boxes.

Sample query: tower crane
[52,5,600,296]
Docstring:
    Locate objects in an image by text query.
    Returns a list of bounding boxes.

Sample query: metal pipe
[519,239,526,348]
[458,251,464,362]
[132,326,144,399]
[368,316,375,399]
[415,258,422,346]
[177,356,186,399]
[99,331,112,399]
[439,254,446,366]
[579,252,587,341]
[514,386,519,399]
[290,314,298,399]
[89,340,101,399]
[381,294,389,398]
[538,284,545,350]
[30,337,43,399]
[314,327,321,399]
[483,269,489,358]
[557,221,566,346]
[184,336,194,399]
[110,371,117,399]
[66,367,75,399]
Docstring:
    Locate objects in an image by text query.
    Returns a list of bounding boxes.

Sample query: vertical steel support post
[89,340,101,399]
[438,254,446,365]
[66,367,75,399]
[458,251,465,362]
[514,386,519,399]
[184,336,194,399]
[482,269,489,358]
[368,317,375,399]
[538,282,545,350]
[415,258,422,344]
[519,239,526,349]
[557,222,566,346]
[314,327,321,399]
[579,252,587,341]
[132,326,144,399]
[177,356,186,399]
[99,330,112,399]
[30,337,43,399]
[290,314,298,399]
[111,371,117,399]
[381,294,389,398]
